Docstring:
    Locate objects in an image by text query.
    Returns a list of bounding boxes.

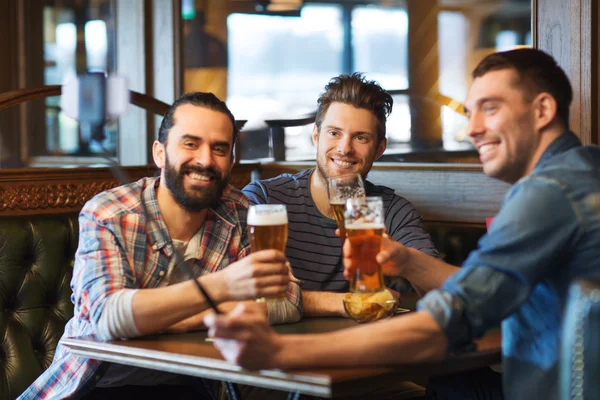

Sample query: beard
[163,154,229,212]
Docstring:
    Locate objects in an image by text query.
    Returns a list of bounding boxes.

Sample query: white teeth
[332,159,353,167]
[189,173,211,181]
[479,144,498,155]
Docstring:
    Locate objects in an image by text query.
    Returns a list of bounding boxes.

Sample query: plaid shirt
[20,177,301,399]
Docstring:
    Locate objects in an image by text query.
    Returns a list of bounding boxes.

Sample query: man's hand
[204,302,282,370]
[343,234,411,280]
[204,250,289,303]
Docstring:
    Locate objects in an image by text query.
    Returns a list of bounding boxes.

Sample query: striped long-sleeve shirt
[243,168,439,292]
[20,177,300,399]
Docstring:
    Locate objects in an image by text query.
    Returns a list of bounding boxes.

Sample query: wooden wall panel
[258,163,510,224]
[536,0,598,145]
[367,166,510,224]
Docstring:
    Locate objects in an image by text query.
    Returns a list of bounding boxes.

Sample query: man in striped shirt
[243,73,438,317]
[20,92,299,399]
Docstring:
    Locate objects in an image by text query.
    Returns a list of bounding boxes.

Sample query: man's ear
[375,137,387,160]
[533,92,558,132]
[153,140,166,169]
[311,125,319,148]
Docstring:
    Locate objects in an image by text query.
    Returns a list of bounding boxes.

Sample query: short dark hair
[473,48,572,127]
[315,73,393,142]
[158,92,238,150]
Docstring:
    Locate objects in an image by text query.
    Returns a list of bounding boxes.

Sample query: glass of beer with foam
[327,173,365,244]
[247,204,288,253]
[344,197,385,292]
[247,204,289,300]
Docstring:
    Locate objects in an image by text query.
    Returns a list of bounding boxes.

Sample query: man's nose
[337,135,353,155]
[193,145,215,168]
[467,111,485,140]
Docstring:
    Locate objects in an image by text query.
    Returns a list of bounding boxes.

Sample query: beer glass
[327,173,365,244]
[247,204,288,253]
[344,197,385,292]
[247,204,288,299]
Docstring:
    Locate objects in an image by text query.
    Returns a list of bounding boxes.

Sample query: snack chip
[343,289,397,323]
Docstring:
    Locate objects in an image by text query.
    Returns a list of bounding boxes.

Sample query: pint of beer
[345,197,385,292]
[327,173,365,244]
[247,204,288,253]
[330,201,347,242]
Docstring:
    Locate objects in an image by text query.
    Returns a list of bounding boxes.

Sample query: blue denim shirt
[418,132,600,400]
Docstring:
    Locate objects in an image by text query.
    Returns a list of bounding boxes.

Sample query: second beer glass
[345,197,385,292]
[327,173,366,244]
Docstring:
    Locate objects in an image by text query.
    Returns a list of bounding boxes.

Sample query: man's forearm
[132,278,222,336]
[302,291,346,317]
[275,311,448,368]
[404,248,460,296]
[167,301,265,333]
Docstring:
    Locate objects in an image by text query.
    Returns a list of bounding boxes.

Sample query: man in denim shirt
[205,49,600,400]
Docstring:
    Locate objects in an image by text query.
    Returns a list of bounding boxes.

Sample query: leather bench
[0,214,78,399]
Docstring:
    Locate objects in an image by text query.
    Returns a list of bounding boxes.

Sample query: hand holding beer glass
[327,173,365,244]
[342,197,396,322]
[247,204,289,300]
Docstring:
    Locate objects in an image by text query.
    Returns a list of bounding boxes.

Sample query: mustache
[180,164,221,179]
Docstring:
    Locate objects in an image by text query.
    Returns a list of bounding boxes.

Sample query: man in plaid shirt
[20,92,301,399]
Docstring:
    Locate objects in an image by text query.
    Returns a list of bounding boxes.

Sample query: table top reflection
[63,316,501,398]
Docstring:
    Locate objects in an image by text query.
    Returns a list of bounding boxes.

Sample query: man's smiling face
[464,68,539,184]
[313,102,386,181]
[154,104,234,212]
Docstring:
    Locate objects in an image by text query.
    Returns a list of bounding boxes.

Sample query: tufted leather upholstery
[0,215,78,399]
[424,222,486,266]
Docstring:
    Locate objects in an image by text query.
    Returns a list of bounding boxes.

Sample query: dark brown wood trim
[536,0,598,145]
[531,0,538,48]
[145,0,156,163]
[173,0,183,97]
[0,163,260,216]
[16,0,27,162]
[0,166,153,216]
[583,0,598,146]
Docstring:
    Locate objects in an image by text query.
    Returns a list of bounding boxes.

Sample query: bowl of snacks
[343,289,398,323]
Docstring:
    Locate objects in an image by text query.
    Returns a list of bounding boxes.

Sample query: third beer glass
[345,197,385,292]
[327,173,365,244]
[247,204,288,253]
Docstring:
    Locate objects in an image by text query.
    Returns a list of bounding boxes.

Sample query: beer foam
[248,207,288,226]
[345,223,385,230]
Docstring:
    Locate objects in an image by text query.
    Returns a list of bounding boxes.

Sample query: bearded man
[21,92,299,399]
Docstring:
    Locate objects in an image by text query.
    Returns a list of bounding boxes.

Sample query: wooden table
[63,317,501,398]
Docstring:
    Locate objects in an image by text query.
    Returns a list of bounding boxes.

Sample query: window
[228,4,343,161]
[41,2,117,159]
[224,1,532,162]
[228,5,344,122]
[352,5,408,90]
[0,0,172,169]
